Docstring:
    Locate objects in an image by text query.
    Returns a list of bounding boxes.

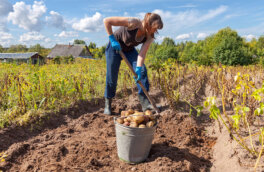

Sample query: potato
[145,110,152,116]
[133,112,144,116]
[124,111,131,116]
[116,118,124,124]
[126,116,133,122]
[138,124,146,128]
[121,111,127,117]
[146,121,154,128]
[132,115,145,124]
[129,122,138,128]
[123,122,130,126]
[124,118,130,123]
[127,109,134,114]
[148,115,156,121]
[143,115,150,123]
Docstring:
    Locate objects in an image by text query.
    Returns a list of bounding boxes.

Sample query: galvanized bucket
[114,117,157,164]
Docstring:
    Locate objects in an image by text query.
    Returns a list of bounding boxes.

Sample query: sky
[0,0,264,48]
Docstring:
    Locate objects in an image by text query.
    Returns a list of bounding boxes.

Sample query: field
[0,59,264,172]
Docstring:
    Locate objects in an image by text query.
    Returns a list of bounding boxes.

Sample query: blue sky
[0,0,264,48]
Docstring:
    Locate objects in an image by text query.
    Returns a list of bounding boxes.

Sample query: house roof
[47,44,93,58]
[0,52,39,59]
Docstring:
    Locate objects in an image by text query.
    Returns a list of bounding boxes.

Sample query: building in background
[0,52,44,65]
[47,44,93,59]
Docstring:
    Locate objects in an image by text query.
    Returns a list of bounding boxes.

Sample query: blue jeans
[104,43,150,98]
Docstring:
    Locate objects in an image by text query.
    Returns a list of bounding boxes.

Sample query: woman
[103,12,163,115]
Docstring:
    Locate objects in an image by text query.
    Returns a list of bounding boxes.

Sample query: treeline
[0,44,51,57]
[147,27,264,66]
[2,27,264,66]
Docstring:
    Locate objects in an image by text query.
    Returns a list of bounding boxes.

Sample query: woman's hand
[109,34,121,51]
[134,66,142,83]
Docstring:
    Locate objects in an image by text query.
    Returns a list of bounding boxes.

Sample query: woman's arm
[137,37,154,67]
[103,17,129,35]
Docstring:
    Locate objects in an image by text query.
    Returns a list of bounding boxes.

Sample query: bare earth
[0,87,261,172]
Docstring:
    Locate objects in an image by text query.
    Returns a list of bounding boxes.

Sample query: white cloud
[72,12,103,32]
[197,33,208,39]
[0,32,13,46]
[0,22,8,32]
[83,37,90,42]
[46,11,66,30]
[54,31,78,38]
[0,32,13,40]
[124,12,129,16]
[156,35,166,42]
[8,1,47,31]
[19,31,46,42]
[44,38,51,43]
[152,6,227,32]
[242,34,256,40]
[199,5,227,22]
[176,33,191,40]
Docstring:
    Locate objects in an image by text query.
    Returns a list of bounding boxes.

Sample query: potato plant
[204,68,264,171]
[0,59,135,128]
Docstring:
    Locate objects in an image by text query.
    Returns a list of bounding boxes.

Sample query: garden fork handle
[119,51,160,114]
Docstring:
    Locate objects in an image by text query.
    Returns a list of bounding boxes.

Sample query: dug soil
[0,88,216,172]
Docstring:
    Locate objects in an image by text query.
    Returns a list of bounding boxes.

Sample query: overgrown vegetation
[1,27,264,170]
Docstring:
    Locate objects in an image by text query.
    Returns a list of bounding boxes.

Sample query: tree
[161,37,175,47]
[179,41,195,63]
[213,28,252,65]
[74,39,86,45]
[0,45,3,53]
[28,44,44,53]
[257,36,264,49]
[154,46,178,62]
[146,41,159,58]
[7,44,27,53]
[88,42,97,49]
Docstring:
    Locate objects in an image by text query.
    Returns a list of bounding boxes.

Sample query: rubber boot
[138,93,154,112]
[104,98,112,115]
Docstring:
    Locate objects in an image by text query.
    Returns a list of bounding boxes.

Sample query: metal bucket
[114,117,157,164]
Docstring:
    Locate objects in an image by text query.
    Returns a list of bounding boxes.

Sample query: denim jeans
[104,43,150,98]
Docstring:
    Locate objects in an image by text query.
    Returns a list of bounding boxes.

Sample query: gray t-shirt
[114,18,147,52]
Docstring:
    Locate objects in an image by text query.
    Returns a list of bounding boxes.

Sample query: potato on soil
[116,118,124,124]
[138,124,146,128]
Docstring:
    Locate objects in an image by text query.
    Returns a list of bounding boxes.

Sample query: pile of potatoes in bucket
[116,109,156,128]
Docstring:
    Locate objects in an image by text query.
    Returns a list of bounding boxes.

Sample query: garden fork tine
[119,51,160,114]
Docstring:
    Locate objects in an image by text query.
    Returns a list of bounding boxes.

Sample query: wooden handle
[119,51,160,114]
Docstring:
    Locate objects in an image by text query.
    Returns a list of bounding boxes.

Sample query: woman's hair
[143,13,163,38]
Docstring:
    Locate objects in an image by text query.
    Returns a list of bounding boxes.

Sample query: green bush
[212,27,252,66]
[154,46,178,62]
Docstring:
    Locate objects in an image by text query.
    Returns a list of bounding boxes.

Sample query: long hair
[143,13,163,38]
